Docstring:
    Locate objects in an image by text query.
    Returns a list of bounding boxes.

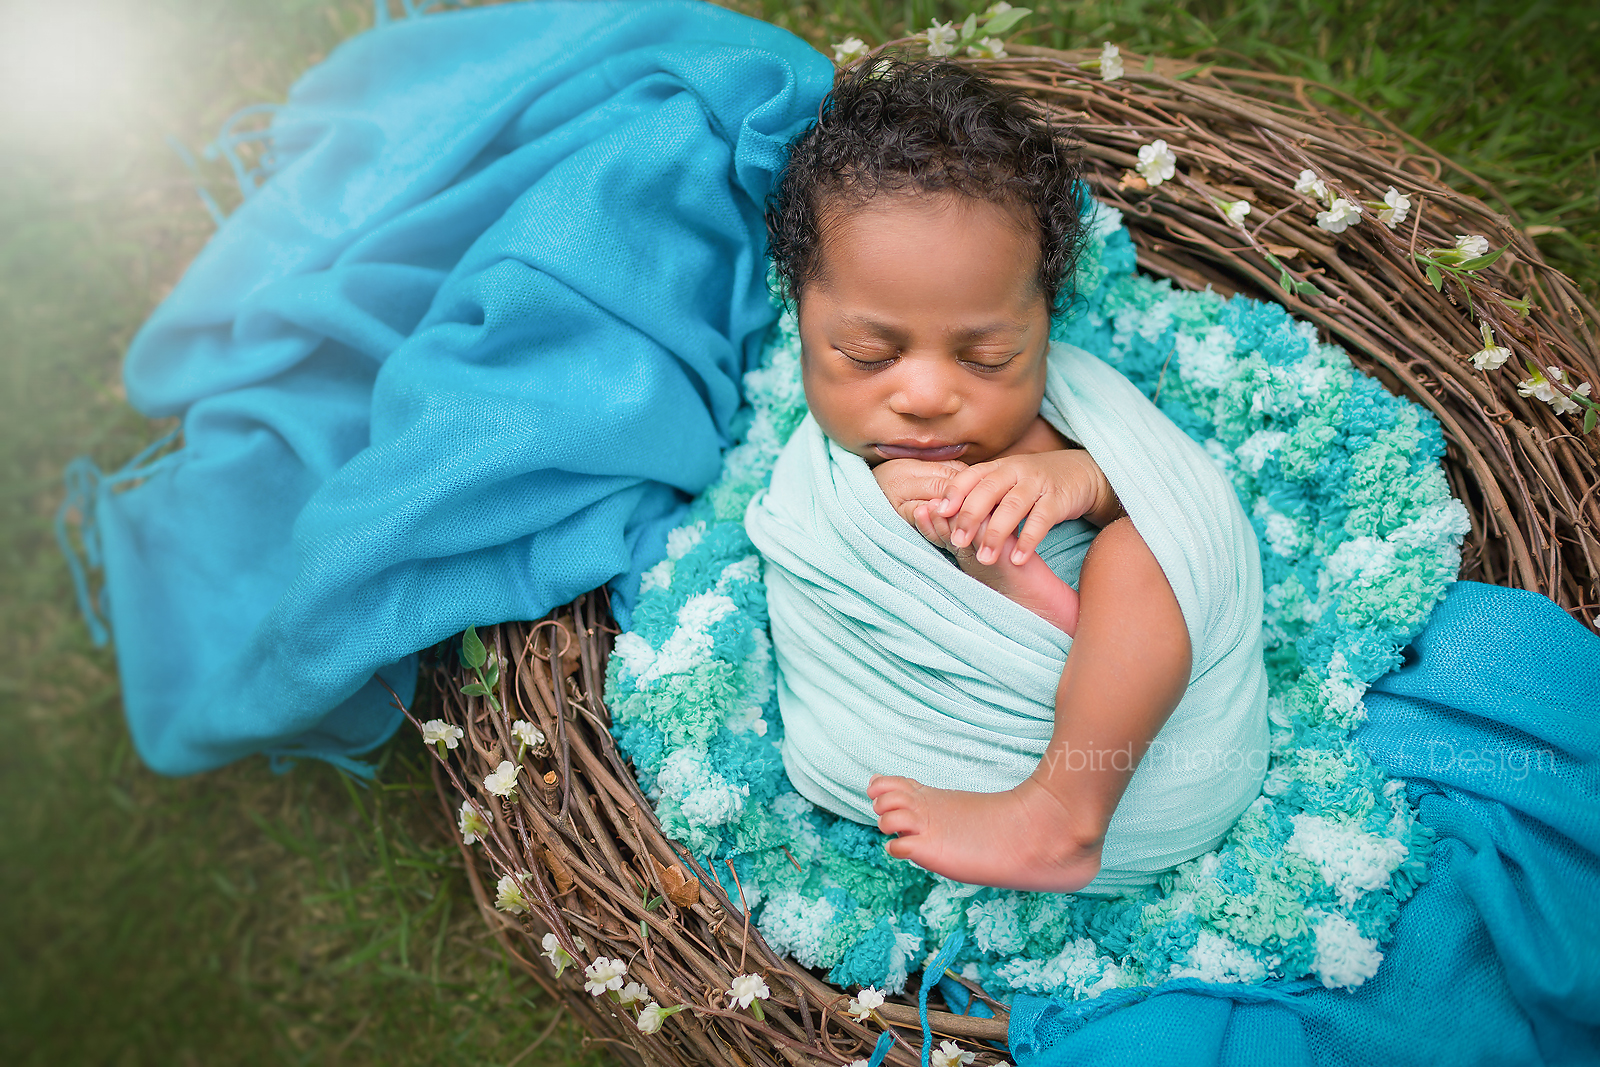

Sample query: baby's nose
[887,373,961,419]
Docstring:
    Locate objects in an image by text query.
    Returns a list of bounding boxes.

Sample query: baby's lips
[872,441,969,462]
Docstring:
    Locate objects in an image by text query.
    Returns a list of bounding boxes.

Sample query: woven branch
[418,50,1600,1067]
[409,598,1005,1067]
[981,45,1599,617]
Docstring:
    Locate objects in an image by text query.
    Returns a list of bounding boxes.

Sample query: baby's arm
[869,517,1191,893]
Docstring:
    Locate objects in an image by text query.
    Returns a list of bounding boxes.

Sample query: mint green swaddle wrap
[743,340,1269,894]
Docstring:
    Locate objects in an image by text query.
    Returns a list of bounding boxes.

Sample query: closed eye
[959,351,1020,371]
[838,347,898,370]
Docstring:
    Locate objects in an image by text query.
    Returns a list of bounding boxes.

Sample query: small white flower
[511,720,545,749]
[1471,344,1511,372]
[483,760,518,798]
[1551,382,1590,416]
[540,931,589,978]
[1100,41,1123,81]
[1134,139,1176,185]
[495,874,528,915]
[541,932,575,977]
[1523,366,1590,415]
[727,972,770,1009]
[1470,322,1511,371]
[1294,169,1329,203]
[1224,199,1252,225]
[967,36,1007,59]
[457,799,491,845]
[636,1001,682,1034]
[924,20,958,57]
[1315,198,1363,234]
[844,986,886,1020]
[931,1039,976,1067]
[617,981,650,1007]
[833,36,868,64]
[1455,234,1490,258]
[636,1001,665,1034]
[1377,187,1410,229]
[420,719,463,750]
[1518,368,1561,405]
[584,957,629,997]
[985,2,1013,14]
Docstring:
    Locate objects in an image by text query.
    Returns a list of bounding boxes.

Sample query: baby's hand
[935,450,1117,566]
[872,458,969,534]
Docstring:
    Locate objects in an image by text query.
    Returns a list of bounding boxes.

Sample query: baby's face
[796,191,1050,467]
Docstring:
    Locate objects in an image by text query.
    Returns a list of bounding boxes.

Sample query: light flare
[0,2,152,143]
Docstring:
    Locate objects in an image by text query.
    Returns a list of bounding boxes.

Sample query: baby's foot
[955,533,1079,635]
[912,506,1079,634]
[867,774,1104,892]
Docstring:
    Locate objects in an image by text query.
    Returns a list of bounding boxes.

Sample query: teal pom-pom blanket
[606,201,1469,1000]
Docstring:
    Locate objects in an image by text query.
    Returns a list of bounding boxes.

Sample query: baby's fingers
[912,502,954,549]
[1011,507,1059,565]
[974,487,1040,565]
[932,464,993,518]
[947,473,1020,548]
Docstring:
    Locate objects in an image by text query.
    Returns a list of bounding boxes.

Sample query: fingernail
[1012,550,1026,565]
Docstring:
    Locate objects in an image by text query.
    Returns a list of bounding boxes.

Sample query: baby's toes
[884,835,921,861]
[876,806,925,837]
[867,774,917,802]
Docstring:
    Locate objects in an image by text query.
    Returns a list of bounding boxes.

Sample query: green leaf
[1144,56,1155,71]
[461,625,486,669]
[960,13,978,42]
[1584,407,1597,435]
[983,8,1031,36]
[1426,264,1443,291]
[1295,279,1323,296]
[484,660,500,688]
[1457,245,1508,271]
[639,919,649,941]
[1277,269,1294,297]
[1173,65,1213,80]
[645,894,664,911]
[460,682,490,697]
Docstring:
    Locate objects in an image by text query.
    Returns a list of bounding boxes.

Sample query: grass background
[0,1,1593,1064]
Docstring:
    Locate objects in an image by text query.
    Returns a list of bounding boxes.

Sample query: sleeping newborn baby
[745,59,1268,895]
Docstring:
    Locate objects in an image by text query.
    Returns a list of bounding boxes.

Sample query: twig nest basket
[416,50,1598,1067]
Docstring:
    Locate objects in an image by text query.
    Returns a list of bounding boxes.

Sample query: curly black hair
[766,57,1086,316]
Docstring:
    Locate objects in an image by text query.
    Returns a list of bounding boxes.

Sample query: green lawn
[1,1,1593,1064]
